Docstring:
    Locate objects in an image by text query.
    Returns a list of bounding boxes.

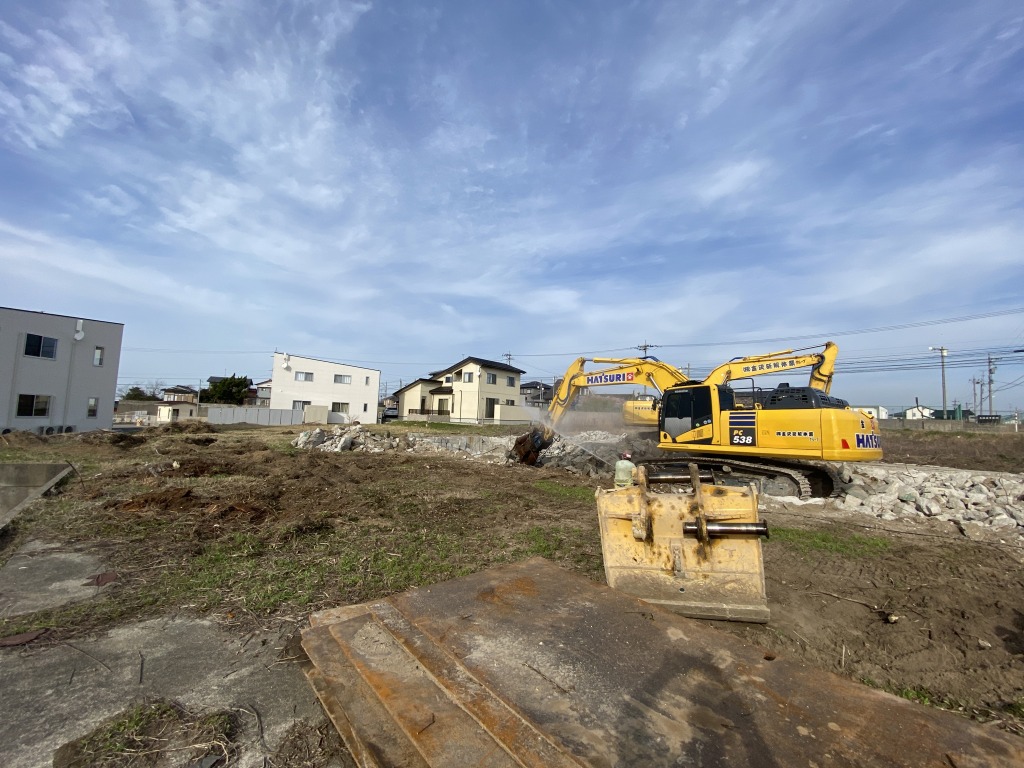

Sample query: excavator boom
[702,341,837,392]
[548,356,691,426]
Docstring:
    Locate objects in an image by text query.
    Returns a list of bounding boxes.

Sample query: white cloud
[0,0,1022,409]
[697,159,769,204]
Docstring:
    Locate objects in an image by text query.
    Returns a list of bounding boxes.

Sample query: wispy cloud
[1,0,1022,407]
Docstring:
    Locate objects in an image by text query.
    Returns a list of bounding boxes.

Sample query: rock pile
[290,426,515,462]
[831,463,1024,537]
[290,426,1024,538]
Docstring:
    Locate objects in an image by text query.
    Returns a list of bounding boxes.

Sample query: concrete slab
[0,616,325,768]
[0,541,111,618]
[0,464,74,532]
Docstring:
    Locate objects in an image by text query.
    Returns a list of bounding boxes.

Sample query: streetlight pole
[929,347,947,420]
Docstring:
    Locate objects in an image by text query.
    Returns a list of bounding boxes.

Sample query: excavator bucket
[595,464,770,622]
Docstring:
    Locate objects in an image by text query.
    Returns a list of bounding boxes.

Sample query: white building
[269,353,380,422]
[894,406,934,420]
[1,307,123,434]
[854,405,889,420]
[156,402,198,424]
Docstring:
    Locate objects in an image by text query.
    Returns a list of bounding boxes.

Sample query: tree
[119,385,160,401]
[205,374,251,405]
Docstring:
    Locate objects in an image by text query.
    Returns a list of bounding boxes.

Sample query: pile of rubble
[290,425,515,462]
[831,462,1024,536]
[290,426,1024,538]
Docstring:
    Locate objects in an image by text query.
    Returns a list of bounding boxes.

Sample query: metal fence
[205,407,305,426]
[878,418,1021,434]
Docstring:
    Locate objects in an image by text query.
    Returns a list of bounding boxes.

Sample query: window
[444,375,453,383]
[507,376,515,387]
[24,334,58,359]
[363,403,368,412]
[334,374,352,384]
[93,347,105,366]
[295,371,314,382]
[464,372,474,383]
[292,400,311,410]
[486,373,497,385]
[332,402,350,414]
[365,376,370,386]
[505,399,516,406]
[17,394,51,417]
[87,397,99,418]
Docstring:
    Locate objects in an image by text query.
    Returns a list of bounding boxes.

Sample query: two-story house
[162,385,198,403]
[520,380,553,408]
[0,307,123,434]
[252,379,272,407]
[269,353,380,422]
[394,357,535,424]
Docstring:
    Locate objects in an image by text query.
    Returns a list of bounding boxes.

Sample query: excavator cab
[660,384,723,444]
[660,380,882,463]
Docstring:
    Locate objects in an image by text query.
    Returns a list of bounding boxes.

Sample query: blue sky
[2,0,1023,412]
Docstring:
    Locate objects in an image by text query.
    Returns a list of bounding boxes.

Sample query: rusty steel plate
[303,557,1023,767]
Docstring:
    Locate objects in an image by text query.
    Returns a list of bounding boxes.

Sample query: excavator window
[717,386,736,411]
[662,386,713,440]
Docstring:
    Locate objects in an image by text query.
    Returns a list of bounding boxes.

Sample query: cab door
[660,386,714,445]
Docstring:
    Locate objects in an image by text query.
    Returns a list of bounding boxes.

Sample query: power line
[510,307,1024,357]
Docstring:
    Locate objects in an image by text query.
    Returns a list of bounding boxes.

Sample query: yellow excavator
[623,393,661,426]
[548,355,691,424]
[518,342,882,497]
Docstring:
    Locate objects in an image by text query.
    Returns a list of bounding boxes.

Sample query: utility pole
[988,355,996,416]
[635,341,659,357]
[970,377,980,421]
[929,347,947,420]
[503,352,513,365]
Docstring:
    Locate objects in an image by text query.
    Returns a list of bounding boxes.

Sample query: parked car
[381,406,399,423]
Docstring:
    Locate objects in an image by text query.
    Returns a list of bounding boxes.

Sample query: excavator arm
[701,341,838,392]
[547,357,691,427]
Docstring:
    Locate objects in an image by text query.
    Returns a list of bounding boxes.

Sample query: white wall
[0,308,123,433]
[269,353,380,421]
[156,403,197,423]
[855,406,889,420]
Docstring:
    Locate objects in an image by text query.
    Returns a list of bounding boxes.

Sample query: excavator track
[639,456,843,500]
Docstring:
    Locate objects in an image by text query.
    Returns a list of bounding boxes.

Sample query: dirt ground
[2,422,1024,762]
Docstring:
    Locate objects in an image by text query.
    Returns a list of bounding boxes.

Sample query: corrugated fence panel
[206,407,303,426]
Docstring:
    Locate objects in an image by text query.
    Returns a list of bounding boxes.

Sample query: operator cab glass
[661,385,715,441]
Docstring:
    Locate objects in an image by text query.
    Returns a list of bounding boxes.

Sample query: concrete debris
[290,426,515,462]
[837,463,1024,537]
[290,427,1024,538]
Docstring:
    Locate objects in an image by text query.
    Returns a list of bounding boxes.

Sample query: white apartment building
[1,307,123,434]
[269,353,380,421]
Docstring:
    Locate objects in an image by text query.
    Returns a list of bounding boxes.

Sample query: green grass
[58,699,236,767]
[388,421,523,437]
[893,685,965,712]
[532,479,595,502]
[1005,699,1024,718]
[510,524,603,572]
[767,526,891,557]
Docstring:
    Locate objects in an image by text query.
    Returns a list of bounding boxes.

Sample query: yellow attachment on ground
[595,465,769,623]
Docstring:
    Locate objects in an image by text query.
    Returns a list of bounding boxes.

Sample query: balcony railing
[408,409,452,416]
